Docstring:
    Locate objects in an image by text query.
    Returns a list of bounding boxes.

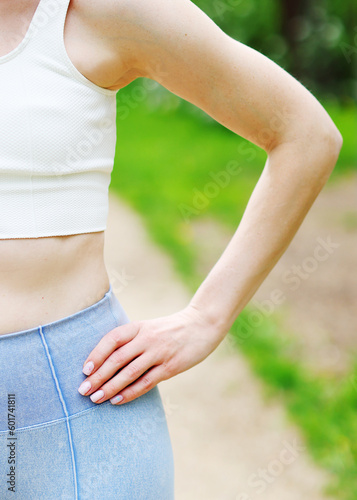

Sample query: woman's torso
[0,0,131,336]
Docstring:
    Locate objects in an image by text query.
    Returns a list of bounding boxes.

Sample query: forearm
[188,131,342,340]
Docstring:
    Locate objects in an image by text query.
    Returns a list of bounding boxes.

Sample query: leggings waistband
[0,283,119,341]
[0,283,130,432]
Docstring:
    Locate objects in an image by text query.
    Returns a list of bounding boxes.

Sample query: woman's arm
[78,0,342,404]
[116,0,342,333]
[188,139,341,338]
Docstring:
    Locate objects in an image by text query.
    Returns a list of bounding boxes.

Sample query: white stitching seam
[38,325,79,500]
[0,399,112,435]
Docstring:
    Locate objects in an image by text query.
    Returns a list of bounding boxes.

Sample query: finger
[78,341,143,397]
[88,353,157,404]
[110,365,164,405]
[81,321,140,375]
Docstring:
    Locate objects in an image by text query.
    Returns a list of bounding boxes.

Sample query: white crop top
[0,0,119,238]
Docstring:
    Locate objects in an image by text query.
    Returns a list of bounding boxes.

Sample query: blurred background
[108,1,356,498]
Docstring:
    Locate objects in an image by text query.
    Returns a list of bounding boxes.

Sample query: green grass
[111,81,357,499]
[230,314,357,499]
[112,82,355,286]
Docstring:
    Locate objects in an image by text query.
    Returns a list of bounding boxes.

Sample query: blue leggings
[0,284,175,499]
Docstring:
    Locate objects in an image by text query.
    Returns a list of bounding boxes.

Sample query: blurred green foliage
[111,3,356,495]
[113,83,355,289]
[111,83,356,498]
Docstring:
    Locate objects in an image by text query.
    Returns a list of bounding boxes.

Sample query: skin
[0,1,111,336]
[0,1,342,406]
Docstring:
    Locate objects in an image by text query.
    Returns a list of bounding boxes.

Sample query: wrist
[185,298,232,343]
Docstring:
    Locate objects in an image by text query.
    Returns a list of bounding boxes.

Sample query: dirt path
[103,190,331,500]
[190,171,357,378]
[252,171,357,377]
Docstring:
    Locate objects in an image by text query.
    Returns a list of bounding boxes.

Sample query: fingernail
[82,361,94,375]
[78,380,91,395]
[90,390,104,403]
[110,395,123,404]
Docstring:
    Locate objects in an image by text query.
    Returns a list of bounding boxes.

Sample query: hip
[0,283,130,429]
[0,284,175,499]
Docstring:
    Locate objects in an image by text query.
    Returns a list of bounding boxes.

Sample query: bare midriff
[0,231,110,336]
[0,2,129,337]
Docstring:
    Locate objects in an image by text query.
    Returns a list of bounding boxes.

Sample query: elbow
[300,116,343,161]
[266,120,343,190]
[321,117,343,154]
[303,123,343,188]
[271,118,343,171]
[266,124,342,160]
[317,124,343,174]
[330,127,343,158]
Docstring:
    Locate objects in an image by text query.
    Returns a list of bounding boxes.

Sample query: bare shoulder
[68,0,164,50]
[69,0,341,148]
[66,0,156,87]
[70,0,191,36]
[68,0,221,80]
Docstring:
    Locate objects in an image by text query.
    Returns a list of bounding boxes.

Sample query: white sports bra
[0,0,119,238]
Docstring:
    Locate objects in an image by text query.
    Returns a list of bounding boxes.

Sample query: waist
[0,283,130,432]
[0,231,110,336]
